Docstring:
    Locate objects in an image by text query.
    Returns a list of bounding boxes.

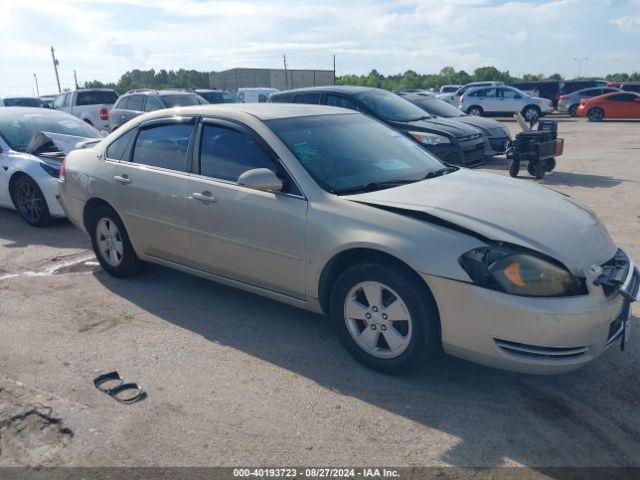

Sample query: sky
[1,0,639,96]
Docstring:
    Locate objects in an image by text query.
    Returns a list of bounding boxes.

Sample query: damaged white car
[0,107,101,225]
[58,104,639,374]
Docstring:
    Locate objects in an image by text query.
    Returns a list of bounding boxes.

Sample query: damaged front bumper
[422,249,639,375]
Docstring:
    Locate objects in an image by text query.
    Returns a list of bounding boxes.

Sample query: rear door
[110,117,196,264]
[187,119,307,298]
[497,88,522,113]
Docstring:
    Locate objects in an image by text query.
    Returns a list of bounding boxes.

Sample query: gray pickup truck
[52,89,119,131]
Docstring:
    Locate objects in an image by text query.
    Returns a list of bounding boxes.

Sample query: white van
[237,88,280,103]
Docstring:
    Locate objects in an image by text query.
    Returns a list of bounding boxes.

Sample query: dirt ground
[0,115,639,472]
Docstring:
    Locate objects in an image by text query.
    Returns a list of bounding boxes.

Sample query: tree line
[85,66,640,94]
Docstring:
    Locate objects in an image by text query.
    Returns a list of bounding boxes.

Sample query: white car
[237,88,280,103]
[460,86,554,122]
[0,107,101,226]
[436,81,505,106]
[52,89,119,131]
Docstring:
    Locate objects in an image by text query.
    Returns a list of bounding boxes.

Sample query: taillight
[59,157,67,183]
[559,95,570,100]
[460,94,465,105]
[100,108,109,121]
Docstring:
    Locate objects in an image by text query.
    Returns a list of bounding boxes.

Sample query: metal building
[210,68,335,92]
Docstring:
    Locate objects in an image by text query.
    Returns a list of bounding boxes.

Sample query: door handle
[193,192,217,203]
[113,175,131,185]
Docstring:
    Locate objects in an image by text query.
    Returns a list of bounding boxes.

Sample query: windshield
[4,98,43,107]
[355,90,429,122]
[0,111,100,151]
[266,113,445,194]
[411,98,464,117]
[160,94,203,107]
[200,91,239,104]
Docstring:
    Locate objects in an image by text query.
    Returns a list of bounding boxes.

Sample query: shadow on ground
[0,209,89,250]
[96,264,640,469]
[482,159,628,189]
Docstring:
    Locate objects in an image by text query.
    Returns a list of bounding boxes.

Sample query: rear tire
[509,161,520,178]
[588,108,604,122]
[12,175,52,227]
[88,204,142,278]
[467,106,483,117]
[544,158,556,172]
[330,262,440,375]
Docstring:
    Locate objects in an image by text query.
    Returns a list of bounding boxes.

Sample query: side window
[64,93,72,107]
[500,89,520,99]
[294,93,322,104]
[258,94,268,103]
[270,94,294,103]
[106,129,137,161]
[144,96,164,112]
[199,125,275,182]
[610,94,636,102]
[470,88,489,97]
[326,94,362,111]
[53,94,65,109]
[127,95,144,111]
[132,122,194,171]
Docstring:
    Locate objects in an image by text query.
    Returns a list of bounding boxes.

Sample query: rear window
[4,98,43,107]
[160,94,202,108]
[76,90,118,106]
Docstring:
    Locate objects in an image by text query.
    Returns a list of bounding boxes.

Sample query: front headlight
[459,246,586,297]
[408,131,451,145]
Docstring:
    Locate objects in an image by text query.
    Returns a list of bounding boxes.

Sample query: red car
[577,91,640,121]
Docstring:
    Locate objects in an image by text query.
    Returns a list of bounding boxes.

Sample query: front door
[187,120,307,298]
[110,117,196,264]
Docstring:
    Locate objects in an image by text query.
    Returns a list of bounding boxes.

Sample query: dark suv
[109,89,206,131]
[269,86,485,168]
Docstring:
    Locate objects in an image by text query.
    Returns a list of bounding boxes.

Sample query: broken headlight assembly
[459,246,587,297]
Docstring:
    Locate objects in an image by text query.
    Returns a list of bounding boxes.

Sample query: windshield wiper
[332,179,417,195]
[422,167,458,179]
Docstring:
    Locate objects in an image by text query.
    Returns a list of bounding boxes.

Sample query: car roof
[272,85,377,96]
[0,106,74,118]
[127,103,356,121]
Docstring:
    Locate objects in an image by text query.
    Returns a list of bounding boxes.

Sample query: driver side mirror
[237,168,283,192]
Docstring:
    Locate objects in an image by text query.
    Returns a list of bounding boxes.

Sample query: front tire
[330,262,440,374]
[12,175,52,227]
[88,204,142,278]
[509,161,520,178]
[568,104,578,117]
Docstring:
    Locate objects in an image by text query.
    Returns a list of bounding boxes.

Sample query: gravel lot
[0,115,639,472]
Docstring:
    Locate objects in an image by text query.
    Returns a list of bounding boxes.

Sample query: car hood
[453,116,509,135]
[345,169,616,275]
[390,117,481,138]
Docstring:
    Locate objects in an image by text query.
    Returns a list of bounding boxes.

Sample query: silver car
[58,104,639,375]
[557,87,619,117]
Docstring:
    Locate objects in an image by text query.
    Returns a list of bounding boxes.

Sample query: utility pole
[283,54,289,89]
[333,54,336,85]
[573,57,588,78]
[33,73,40,97]
[50,46,61,93]
[73,70,79,89]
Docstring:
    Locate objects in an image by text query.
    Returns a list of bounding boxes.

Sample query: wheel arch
[317,247,438,319]
[83,197,117,232]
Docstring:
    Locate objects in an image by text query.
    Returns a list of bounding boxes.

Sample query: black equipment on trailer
[507,120,564,179]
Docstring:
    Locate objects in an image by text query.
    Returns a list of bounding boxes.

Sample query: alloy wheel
[343,281,413,359]
[96,218,124,267]
[17,181,44,224]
